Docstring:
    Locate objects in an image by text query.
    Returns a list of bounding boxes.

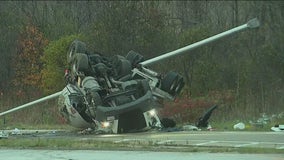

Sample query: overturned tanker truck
[0,18,260,133]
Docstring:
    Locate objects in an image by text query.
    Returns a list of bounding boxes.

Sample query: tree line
[0,1,283,122]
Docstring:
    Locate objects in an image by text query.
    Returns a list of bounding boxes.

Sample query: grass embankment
[0,123,74,130]
[0,121,283,153]
[0,138,284,154]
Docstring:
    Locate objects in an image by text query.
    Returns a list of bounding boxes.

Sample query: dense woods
[0,1,283,124]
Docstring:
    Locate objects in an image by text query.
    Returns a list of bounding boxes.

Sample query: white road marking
[114,139,144,143]
[276,146,284,149]
[195,141,218,146]
[234,142,259,147]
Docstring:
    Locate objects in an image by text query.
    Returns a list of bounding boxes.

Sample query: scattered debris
[196,105,218,128]
[250,112,284,129]
[250,113,270,127]
[207,124,214,131]
[182,125,200,131]
[271,124,284,132]
[233,122,245,130]
[161,127,182,132]
[161,118,176,128]
[160,105,218,132]
[78,128,93,135]
[51,130,57,134]
[0,131,8,139]
[11,128,22,135]
[278,112,284,119]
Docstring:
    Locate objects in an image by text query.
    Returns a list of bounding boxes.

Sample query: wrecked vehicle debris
[196,105,218,128]
[0,131,8,139]
[233,122,245,130]
[0,18,260,134]
[271,124,284,132]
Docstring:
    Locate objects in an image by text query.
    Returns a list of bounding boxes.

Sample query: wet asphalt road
[1,130,284,159]
[0,149,283,160]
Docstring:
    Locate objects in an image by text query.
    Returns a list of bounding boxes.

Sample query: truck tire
[67,40,87,64]
[161,71,184,96]
[126,50,144,68]
[112,55,132,79]
[71,53,90,75]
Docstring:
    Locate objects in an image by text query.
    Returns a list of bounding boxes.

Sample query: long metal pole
[140,18,260,66]
[0,91,62,116]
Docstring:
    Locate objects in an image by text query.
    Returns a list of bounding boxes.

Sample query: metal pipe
[140,18,260,66]
[0,91,62,116]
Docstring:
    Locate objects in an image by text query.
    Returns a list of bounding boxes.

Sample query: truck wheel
[67,40,87,64]
[112,55,132,79]
[71,53,89,75]
[126,50,144,68]
[161,71,184,96]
